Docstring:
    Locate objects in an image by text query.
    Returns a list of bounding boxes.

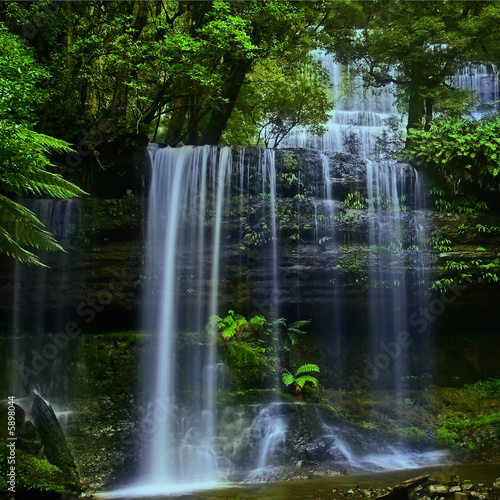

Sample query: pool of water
[99,462,500,499]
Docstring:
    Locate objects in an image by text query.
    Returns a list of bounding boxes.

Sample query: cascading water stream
[281,51,401,157]
[10,199,80,400]
[450,64,499,117]
[113,145,286,497]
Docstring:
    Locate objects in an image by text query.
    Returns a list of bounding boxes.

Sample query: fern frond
[295,363,320,376]
[2,169,87,199]
[0,195,64,264]
[295,375,319,389]
[290,320,312,329]
[0,226,48,266]
[249,315,266,326]
[20,128,72,155]
[282,371,295,387]
[288,319,311,335]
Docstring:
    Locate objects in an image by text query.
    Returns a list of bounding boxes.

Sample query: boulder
[28,387,79,485]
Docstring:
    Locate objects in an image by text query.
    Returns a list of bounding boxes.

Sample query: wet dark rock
[373,475,431,499]
[28,387,79,485]
[0,401,42,456]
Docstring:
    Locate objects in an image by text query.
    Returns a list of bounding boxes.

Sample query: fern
[282,363,321,395]
[249,315,266,326]
[295,363,320,376]
[295,375,319,388]
[288,319,311,335]
[282,371,295,387]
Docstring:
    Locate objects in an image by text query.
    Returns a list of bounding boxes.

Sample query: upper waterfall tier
[280,51,499,156]
[280,51,400,157]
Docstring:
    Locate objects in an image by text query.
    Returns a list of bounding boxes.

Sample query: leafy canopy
[0,27,86,266]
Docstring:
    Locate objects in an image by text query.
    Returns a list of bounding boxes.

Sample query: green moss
[74,331,147,397]
[387,426,427,442]
[436,410,500,449]
[218,389,293,406]
[338,248,369,291]
[436,425,462,448]
[357,421,379,431]
[0,443,78,496]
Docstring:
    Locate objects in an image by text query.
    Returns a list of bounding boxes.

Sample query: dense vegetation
[1,0,499,148]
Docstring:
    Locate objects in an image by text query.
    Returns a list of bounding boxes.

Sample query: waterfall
[450,64,499,117]
[142,145,221,488]
[280,51,401,158]
[115,145,283,496]
[108,51,500,497]
[10,199,81,400]
[364,160,429,396]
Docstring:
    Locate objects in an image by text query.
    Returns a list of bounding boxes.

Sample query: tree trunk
[201,59,252,145]
[164,97,187,145]
[406,89,425,146]
[425,96,433,130]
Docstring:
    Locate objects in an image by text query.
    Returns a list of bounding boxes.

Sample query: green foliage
[464,378,500,399]
[0,443,78,495]
[208,311,275,391]
[428,188,488,214]
[282,363,320,394]
[344,192,367,210]
[436,412,500,449]
[324,1,500,130]
[287,320,312,346]
[295,363,320,376]
[405,117,500,195]
[338,248,369,291]
[431,235,452,252]
[1,1,330,146]
[476,224,500,235]
[387,426,427,442]
[0,27,86,265]
[224,56,334,147]
[432,256,500,292]
[209,310,249,340]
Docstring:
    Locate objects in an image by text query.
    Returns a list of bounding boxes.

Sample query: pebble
[426,484,449,495]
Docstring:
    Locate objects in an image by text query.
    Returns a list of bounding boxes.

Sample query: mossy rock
[0,443,79,499]
[218,389,294,406]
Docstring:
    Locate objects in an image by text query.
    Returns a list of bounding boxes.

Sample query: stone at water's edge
[28,386,79,485]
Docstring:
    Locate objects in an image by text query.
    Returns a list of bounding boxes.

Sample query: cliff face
[0,147,498,335]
